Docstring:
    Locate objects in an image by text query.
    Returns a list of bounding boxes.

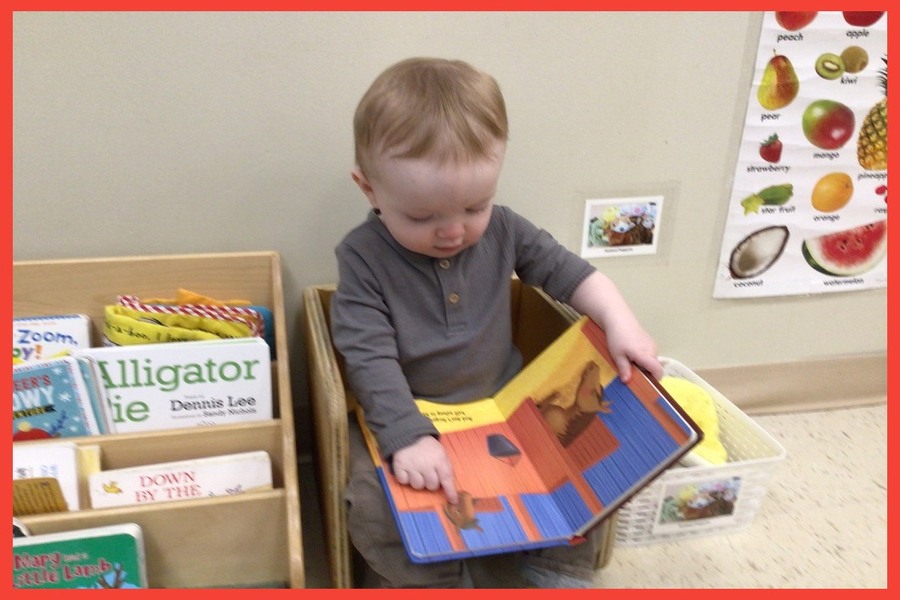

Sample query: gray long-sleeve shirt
[330,205,595,457]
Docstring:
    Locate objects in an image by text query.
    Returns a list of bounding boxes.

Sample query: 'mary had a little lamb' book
[13,523,148,589]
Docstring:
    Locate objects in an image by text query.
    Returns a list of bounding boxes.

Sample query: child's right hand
[391,435,458,504]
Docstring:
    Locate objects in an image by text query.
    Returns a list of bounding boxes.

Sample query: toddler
[331,56,662,588]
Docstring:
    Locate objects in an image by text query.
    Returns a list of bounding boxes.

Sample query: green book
[12,523,148,588]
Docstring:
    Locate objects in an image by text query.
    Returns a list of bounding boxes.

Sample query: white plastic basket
[614,357,787,545]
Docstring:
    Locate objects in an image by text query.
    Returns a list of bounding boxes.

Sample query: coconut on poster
[714,11,887,299]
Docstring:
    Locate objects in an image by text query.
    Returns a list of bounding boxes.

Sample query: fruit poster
[713,11,887,299]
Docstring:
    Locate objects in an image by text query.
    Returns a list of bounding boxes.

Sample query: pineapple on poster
[714,11,887,299]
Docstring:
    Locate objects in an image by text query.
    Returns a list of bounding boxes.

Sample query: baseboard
[693,352,887,415]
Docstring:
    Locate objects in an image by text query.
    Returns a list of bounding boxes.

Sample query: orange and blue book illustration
[358,316,703,563]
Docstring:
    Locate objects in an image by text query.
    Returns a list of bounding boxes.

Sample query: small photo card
[580,195,663,258]
[651,476,743,535]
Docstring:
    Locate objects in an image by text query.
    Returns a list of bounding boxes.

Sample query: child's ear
[351,168,377,208]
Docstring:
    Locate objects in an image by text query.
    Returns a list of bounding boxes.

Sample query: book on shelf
[13,441,82,513]
[12,442,102,517]
[357,315,702,563]
[88,450,273,508]
[13,314,92,364]
[13,356,111,441]
[75,356,115,434]
[12,478,69,516]
[13,523,148,588]
[14,518,30,538]
[74,337,272,434]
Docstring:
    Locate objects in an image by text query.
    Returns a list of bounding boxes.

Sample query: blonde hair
[353,57,509,179]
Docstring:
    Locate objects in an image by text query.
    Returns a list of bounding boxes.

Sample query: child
[330,57,663,588]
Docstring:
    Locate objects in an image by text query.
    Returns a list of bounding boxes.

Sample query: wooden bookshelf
[12,252,304,588]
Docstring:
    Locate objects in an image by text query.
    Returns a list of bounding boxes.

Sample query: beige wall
[13,12,886,440]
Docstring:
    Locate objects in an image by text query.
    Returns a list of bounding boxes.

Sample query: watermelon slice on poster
[801,220,887,276]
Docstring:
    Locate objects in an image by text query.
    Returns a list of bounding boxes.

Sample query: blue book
[13,357,105,441]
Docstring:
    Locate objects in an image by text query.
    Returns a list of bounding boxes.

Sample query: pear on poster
[758,52,799,111]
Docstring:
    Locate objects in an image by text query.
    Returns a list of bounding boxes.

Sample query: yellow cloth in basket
[660,375,728,466]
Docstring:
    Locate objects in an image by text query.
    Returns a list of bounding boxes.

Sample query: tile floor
[299,403,887,589]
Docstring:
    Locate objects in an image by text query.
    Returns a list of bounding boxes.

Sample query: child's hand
[392,435,459,504]
[569,271,664,383]
[606,321,663,383]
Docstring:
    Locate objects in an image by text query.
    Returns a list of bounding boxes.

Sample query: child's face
[353,141,505,259]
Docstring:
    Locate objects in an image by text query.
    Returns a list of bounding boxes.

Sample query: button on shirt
[438,259,461,306]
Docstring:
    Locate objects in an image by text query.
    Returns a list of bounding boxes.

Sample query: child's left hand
[569,271,664,382]
[605,321,663,382]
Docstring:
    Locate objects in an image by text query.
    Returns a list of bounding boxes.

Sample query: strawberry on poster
[714,11,887,299]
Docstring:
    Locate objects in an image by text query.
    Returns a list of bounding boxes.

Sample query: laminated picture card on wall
[73,337,272,434]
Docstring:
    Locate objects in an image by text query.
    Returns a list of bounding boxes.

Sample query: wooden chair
[303,280,617,588]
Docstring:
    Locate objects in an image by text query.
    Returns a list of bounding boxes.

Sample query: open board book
[358,315,702,563]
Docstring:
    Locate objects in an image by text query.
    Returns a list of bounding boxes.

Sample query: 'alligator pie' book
[358,315,702,563]
[73,337,272,434]
[12,523,148,588]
